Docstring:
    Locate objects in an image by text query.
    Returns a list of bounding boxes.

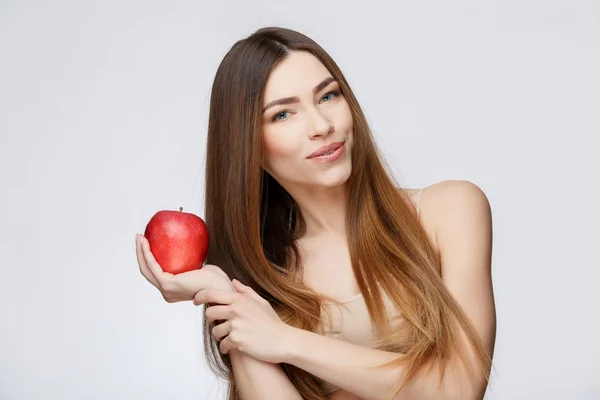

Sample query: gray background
[1,0,599,399]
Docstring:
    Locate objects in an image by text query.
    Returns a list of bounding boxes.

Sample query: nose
[307,108,335,139]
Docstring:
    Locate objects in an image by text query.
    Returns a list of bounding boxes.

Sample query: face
[261,51,353,192]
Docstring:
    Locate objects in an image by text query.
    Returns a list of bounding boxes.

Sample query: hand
[135,233,235,303]
[194,279,294,364]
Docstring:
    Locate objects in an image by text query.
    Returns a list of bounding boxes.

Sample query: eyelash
[271,90,341,122]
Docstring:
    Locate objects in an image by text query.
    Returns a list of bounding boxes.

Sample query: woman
[136,26,496,400]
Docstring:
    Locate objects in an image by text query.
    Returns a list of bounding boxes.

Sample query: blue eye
[321,90,340,103]
[272,111,290,122]
[271,91,341,123]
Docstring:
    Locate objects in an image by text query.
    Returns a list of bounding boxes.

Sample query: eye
[320,90,340,103]
[272,110,291,122]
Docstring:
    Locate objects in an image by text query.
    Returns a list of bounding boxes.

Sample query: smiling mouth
[308,142,345,162]
[307,141,345,159]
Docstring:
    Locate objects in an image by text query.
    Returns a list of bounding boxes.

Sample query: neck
[287,183,347,238]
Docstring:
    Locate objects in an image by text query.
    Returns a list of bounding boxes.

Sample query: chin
[316,165,352,188]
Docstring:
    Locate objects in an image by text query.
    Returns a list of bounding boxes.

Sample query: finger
[141,235,174,283]
[233,279,266,304]
[194,288,240,306]
[232,279,245,293]
[219,335,234,355]
[136,234,160,288]
[212,320,232,342]
[204,305,233,324]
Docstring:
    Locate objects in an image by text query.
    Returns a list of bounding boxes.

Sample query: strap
[415,188,424,216]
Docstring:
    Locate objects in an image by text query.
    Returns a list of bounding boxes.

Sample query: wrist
[280,325,304,364]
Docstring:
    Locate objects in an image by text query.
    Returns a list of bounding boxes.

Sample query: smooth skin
[190,180,495,400]
[136,50,495,400]
[136,234,234,301]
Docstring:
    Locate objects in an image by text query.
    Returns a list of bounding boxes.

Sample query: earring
[288,205,293,231]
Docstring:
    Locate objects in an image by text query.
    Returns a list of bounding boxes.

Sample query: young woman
[136,26,496,400]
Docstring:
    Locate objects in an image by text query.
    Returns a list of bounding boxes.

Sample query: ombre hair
[203,26,491,399]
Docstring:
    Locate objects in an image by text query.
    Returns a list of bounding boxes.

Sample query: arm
[228,350,303,400]
[282,180,496,400]
[136,231,304,399]
[136,237,303,399]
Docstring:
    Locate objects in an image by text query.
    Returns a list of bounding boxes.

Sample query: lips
[307,141,344,159]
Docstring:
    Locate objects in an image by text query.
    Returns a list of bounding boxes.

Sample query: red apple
[144,207,210,275]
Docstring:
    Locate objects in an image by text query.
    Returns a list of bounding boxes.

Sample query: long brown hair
[203,26,492,399]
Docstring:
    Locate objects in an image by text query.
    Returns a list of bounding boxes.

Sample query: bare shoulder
[419,181,496,359]
[403,180,492,255]
[420,180,493,272]
[419,180,491,223]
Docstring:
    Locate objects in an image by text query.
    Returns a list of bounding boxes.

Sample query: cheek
[263,133,284,155]
[262,131,300,170]
[263,133,295,156]
[338,102,353,132]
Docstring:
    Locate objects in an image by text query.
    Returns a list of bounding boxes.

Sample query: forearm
[229,349,302,400]
[284,327,479,400]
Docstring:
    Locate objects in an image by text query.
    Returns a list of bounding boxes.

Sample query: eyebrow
[262,76,337,114]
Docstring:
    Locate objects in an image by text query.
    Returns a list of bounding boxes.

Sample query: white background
[1,1,599,399]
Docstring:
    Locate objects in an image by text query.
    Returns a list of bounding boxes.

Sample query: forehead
[263,51,331,103]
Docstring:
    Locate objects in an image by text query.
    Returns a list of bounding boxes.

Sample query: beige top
[315,189,423,395]
[317,292,402,394]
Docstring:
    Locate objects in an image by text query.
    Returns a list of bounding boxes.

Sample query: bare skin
[139,180,495,400]
[299,189,424,303]
[187,178,494,400]
[290,182,494,400]
[300,189,426,400]
[138,48,495,399]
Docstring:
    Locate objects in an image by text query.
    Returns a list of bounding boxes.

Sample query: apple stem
[179,207,183,212]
